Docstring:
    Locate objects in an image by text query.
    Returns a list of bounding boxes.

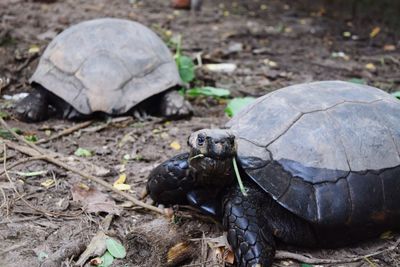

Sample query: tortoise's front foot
[15,88,49,122]
[223,183,275,267]
[147,152,195,205]
[160,90,193,119]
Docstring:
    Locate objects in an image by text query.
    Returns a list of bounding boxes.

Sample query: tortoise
[16,18,192,122]
[147,81,400,266]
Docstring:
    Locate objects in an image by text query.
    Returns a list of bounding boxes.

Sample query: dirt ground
[1,0,400,266]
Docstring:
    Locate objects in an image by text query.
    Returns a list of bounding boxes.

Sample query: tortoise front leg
[147,152,195,205]
[223,182,276,267]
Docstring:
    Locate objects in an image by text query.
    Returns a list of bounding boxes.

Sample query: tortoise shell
[227,81,400,226]
[30,18,181,115]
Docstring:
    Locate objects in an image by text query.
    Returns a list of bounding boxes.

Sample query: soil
[1,0,400,266]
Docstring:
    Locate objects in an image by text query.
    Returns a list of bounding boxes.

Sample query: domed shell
[30,18,182,115]
[227,81,400,226]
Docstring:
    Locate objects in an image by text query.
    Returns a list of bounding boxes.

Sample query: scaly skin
[223,183,275,267]
[147,153,194,205]
[147,130,320,267]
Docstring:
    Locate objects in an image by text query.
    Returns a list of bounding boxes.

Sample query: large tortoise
[16,18,192,122]
[147,81,400,266]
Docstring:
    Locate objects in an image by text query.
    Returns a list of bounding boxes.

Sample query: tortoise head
[188,129,236,160]
[187,129,236,186]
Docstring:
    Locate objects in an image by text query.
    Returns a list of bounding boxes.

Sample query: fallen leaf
[225,97,256,117]
[204,63,237,73]
[176,55,195,83]
[74,147,92,157]
[370,26,380,38]
[99,251,114,267]
[215,247,235,264]
[167,241,195,265]
[391,91,400,99]
[383,44,396,51]
[186,87,230,98]
[114,173,126,185]
[71,184,122,215]
[28,45,40,54]
[75,231,108,266]
[113,183,131,191]
[365,63,376,71]
[106,238,126,259]
[263,58,278,68]
[170,141,181,150]
[342,31,351,38]
[41,179,55,189]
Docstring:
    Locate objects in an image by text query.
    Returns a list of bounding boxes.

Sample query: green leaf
[0,127,22,140]
[99,251,114,267]
[25,134,38,142]
[176,55,195,83]
[301,264,313,267]
[347,78,366,85]
[186,86,230,98]
[106,237,126,259]
[392,91,400,99]
[37,251,48,262]
[0,111,9,119]
[74,147,92,157]
[225,97,256,117]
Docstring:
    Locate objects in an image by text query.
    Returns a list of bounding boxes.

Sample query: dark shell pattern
[227,81,400,226]
[30,18,181,115]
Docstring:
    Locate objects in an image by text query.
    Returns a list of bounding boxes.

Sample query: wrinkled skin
[15,84,192,122]
[147,129,321,266]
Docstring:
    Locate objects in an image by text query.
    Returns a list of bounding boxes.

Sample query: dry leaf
[114,173,126,185]
[28,45,40,54]
[41,179,55,189]
[170,141,181,150]
[383,44,396,51]
[71,184,122,215]
[113,183,131,191]
[365,63,376,71]
[370,26,380,38]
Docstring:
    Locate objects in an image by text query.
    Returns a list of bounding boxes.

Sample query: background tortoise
[147,81,400,266]
[16,18,192,122]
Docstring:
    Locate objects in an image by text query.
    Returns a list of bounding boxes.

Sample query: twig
[0,117,165,215]
[275,236,400,264]
[36,120,93,144]
[81,116,133,133]
[0,242,27,256]
[2,144,80,218]
[0,155,47,177]
[16,54,38,72]
[0,215,42,225]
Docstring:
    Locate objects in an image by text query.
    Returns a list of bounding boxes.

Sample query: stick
[275,236,400,264]
[0,155,47,177]
[0,117,164,215]
[36,120,93,144]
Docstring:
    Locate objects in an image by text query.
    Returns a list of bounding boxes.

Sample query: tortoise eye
[197,134,206,146]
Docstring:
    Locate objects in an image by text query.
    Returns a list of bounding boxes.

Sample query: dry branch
[0,117,164,215]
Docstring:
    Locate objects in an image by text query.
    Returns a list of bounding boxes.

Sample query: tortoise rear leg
[223,182,318,267]
[159,90,193,119]
[147,152,195,205]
